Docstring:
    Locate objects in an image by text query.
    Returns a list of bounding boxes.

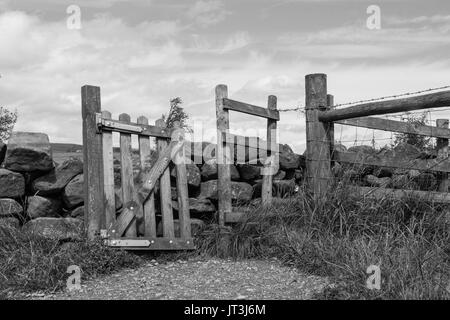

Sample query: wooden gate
[82,85,195,250]
[304,73,450,202]
[215,84,280,225]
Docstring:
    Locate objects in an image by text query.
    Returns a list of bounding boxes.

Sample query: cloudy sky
[0,0,449,152]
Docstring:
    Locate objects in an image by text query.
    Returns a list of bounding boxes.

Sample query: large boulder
[0,217,20,229]
[253,179,297,198]
[4,132,53,172]
[172,197,216,214]
[0,142,6,165]
[32,158,83,196]
[22,217,83,241]
[413,172,437,191]
[333,143,347,153]
[0,169,25,198]
[237,164,261,181]
[200,180,253,202]
[200,160,240,181]
[26,196,62,219]
[348,145,375,155]
[70,206,84,219]
[0,198,23,217]
[170,163,201,188]
[365,175,391,188]
[279,144,303,170]
[63,174,84,209]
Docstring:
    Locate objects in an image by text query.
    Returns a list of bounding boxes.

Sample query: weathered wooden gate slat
[118,113,136,237]
[101,110,116,231]
[137,116,156,238]
[155,119,175,238]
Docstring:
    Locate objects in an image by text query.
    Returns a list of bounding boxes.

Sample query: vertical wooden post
[327,94,335,157]
[101,110,116,232]
[262,95,277,205]
[156,119,175,238]
[81,85,104,240]
[137,116,156,237]
[172,122,191,239]
[436,119,449,192]
[216,84,231,226]
[305,74,332,200]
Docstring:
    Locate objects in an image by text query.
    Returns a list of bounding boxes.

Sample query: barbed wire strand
[278,85,450,113]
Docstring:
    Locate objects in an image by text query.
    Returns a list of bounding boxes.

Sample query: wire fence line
[278,85,450,115]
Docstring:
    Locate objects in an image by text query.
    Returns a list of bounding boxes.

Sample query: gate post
[436,119,449,192]
[305,74,333,200]
[216,84,231,226]
[81,85,104,240]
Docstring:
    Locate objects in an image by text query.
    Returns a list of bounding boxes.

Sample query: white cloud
[186,0,230,27]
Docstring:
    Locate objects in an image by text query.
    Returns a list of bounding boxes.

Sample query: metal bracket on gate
[105,239,152,247]
[95,113,144,134]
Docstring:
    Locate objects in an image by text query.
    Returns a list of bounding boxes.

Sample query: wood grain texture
[135,139,184,202]
[101,110,116,232]
[334,150,450,173]
[156,119,174,238]
[223,98,280,120]
[137,116,156,237]
[81,85,104,240]
[336,116,450,139]
[216,85,232,226]
[119,113,136,237]
[262,95,277,205]
[436,119,449,192]
[172,122,191,239]
[319,90,450,122]
[305,74,332,199]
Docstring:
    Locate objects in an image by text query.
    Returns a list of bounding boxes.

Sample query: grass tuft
[0,225,142,299]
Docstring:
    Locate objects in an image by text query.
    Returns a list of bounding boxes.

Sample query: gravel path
[37,258,329,300]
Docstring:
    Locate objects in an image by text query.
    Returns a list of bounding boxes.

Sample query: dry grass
[0,225,142,299]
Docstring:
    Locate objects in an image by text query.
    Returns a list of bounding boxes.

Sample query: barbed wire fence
[278,85,450,149]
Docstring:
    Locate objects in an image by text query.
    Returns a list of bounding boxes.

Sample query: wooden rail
[334,150,450,173]
[355,186,450,203]
[318,90,450,122]
[222,132,279,153]
[336,117,450,139]
[223,98,280,120]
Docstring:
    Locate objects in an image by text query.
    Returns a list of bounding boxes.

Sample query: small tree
[162,97,191,131]
[0,107,17,142]
[394,112,433,150]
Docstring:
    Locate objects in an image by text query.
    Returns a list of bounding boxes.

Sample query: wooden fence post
[81,85,104,240]
[262,95,277,205]
[216,84,231,226]
[436,119,449,192]
[305,74,332,199]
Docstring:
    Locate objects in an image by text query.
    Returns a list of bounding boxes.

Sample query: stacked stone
[0,132,83,240]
